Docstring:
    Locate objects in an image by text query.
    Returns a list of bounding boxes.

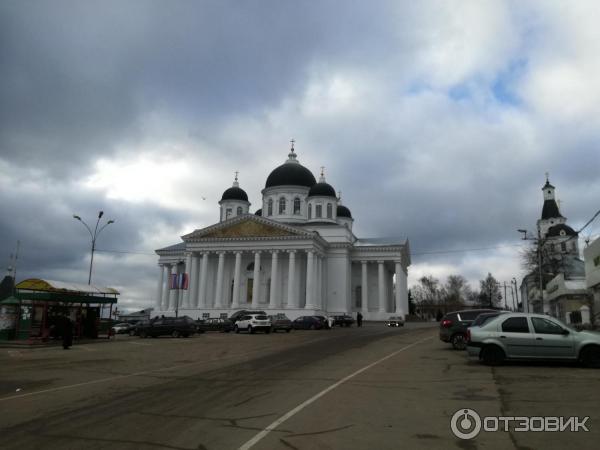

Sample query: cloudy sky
[2,1,600,311]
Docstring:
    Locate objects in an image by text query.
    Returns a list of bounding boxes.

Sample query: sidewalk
[0,336,114,349]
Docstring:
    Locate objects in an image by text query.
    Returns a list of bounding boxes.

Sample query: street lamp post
[73,211,115,284]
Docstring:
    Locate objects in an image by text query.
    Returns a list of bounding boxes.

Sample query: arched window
[236,206,243,216]
[327,203,333,219]
[316,204,322,218]
[268,198,273,216]
[279,197,286,214]
[293,197,301,214]
[308,203,312,219]
[225,208,232,219]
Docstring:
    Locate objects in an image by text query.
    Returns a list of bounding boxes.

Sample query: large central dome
[265,146,316,188]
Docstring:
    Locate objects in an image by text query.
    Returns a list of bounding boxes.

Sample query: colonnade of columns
[358,259,408,316]
[156,248,326,312]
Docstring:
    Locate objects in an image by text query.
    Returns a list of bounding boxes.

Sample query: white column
[163,264,172,310]
[378,261,386,313]
[316,254,322,310]
[361,261,368,315]
[305,250,315,309]
[287,250,297,308]
[232,251,242,309]
[183,253,192,308]
[171,263,181,311]
[269,250,279,309]
[252,251,261,308]
[169,264,178,310]
[395,260,408,318]
[214,252,225,308]
[198,252,209,308]
[156,264,165,311]
[190,253,200,308]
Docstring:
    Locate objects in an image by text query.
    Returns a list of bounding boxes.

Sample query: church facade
[154,144,410,321]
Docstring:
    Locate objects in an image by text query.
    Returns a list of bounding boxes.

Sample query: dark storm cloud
[0,0,403,176]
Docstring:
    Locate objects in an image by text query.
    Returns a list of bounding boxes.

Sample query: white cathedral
[154,143,410,320]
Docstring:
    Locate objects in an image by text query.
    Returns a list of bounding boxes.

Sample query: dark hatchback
[439,309,498,350]
[292,316,327,330]
[197,318,234,333]
[268,314,292,333]
[137,316,197,338]
[333,315,355,327]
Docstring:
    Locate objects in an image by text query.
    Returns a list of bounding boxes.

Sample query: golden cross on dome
[320,166,325,177]
[290,138,295,150]
[234,171,239,181]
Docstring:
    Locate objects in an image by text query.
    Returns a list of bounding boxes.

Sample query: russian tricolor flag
[170,273,189,290]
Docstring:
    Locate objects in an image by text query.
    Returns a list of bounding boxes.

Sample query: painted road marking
[238,335,434,450]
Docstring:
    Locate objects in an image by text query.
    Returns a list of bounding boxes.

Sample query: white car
[234,314,272,334]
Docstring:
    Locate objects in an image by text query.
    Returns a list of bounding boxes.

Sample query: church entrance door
[247,279,253,304]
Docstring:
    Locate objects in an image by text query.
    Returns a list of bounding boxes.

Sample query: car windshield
[255,315,268,320]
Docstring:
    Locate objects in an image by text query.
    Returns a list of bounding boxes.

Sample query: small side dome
[308,182,336,198]
[337,205,352,218]
[547,224,577,237]
[255,209,262,216]
[221,186,248,202]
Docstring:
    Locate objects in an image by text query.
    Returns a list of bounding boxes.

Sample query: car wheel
[310,324,316,330]
[265,328,271,334]
[172,330,180,338]
[140,331,147,338]
[286,329,291,333]
[248,326,254,334]
[451,334,467,350]
[129,330,136,336]
[182,333,190,338]
[234,325,239,334]
[481,345,505,366]
[580,345,600,368]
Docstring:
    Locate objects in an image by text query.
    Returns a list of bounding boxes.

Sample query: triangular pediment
[183,215,312,240]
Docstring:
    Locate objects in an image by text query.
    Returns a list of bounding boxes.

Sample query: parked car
[269,314,292,333]
[197,317,233,333]
[467,312,600,367]
[234,314,271,334]
[386,316,405,327]
[439,309,498,350]
[315,315,332,329]
[137,316,197,338]
[292,316,327,330]
[333,315,355,327]
[229,310,267,324]
[470,311,508,328]
[111,322,135,334]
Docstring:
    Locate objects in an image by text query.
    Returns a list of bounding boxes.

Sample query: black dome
[308,182,336,198]
[547,224,577,237]
[221,186,248,202]
[265,163,316,188]
[337,205,352,218]
[255,209,262,216]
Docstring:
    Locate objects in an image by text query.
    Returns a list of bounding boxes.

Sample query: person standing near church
[62,315,73,349]
[357,312,363,327]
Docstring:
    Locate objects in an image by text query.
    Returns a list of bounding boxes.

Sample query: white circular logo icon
[451,408,482,440]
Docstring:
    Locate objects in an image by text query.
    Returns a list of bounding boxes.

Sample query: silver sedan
[467,312,600,367]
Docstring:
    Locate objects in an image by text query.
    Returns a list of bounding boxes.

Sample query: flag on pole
[170,273,189,290]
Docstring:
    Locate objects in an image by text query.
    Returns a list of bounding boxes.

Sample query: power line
[411,243,526,257]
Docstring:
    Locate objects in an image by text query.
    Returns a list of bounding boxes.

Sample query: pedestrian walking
[62,315,73,350]
[357,312,363,327]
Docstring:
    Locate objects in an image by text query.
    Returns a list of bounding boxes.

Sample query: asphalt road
[1,323,599,450]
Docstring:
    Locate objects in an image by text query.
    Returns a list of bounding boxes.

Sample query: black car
[137,316,197,338]
[197,318,233,333]
[268,314,292,332]
[229,310,267,323]
[470,311,508,328]
[439,309,498,350]
[333,315,355,327]
[292,316,326,330]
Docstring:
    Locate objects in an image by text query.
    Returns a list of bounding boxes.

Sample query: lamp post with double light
[73,211,115,285]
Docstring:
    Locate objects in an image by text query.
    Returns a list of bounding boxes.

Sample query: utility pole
[502,282,508,310]
[11,240,20,295]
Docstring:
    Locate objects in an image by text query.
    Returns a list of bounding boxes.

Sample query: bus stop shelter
[0,279,119,343]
